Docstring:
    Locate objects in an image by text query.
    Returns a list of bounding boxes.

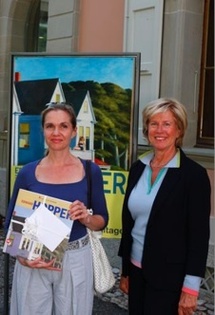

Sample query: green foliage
[63,80,132,170]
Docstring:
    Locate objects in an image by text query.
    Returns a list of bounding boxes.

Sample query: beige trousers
[10,242,94,315]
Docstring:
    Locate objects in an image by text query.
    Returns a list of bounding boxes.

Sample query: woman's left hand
[69,200,106,230]
[178,291,197,315]
[69,200,89,224]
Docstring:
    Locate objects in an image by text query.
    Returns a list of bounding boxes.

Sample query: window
[37,1,48,52]
[196,0,214,148]
[26,0,48,52]
[86,127,90,150]
[83,100,88,113]
[19,123,30,148]
[55,94,61,102]
[79,126,84,137]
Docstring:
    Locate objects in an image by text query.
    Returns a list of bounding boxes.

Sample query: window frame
[196,0,214,148]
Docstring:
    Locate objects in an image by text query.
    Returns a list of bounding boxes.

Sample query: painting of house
[12,76,96,165]
[63,89,96,161]
[10,55,138,172]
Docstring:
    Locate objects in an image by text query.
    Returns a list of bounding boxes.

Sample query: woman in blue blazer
[118,98,211,315]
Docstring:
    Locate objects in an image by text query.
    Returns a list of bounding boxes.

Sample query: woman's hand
[69,200,105,230]
[119,275,129,294]
[178,291,198,315]
[17,256,61,271]
[69,200,89,224]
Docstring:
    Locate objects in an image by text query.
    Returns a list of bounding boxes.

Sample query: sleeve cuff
[182,286,199,296]
[182,274,202,295]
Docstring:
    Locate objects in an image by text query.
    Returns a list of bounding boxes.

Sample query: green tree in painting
[63,81,131,170]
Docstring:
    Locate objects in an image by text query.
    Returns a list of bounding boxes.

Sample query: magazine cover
[3,189,73,269]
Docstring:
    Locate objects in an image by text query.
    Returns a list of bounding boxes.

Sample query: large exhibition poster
[8,53,140,239]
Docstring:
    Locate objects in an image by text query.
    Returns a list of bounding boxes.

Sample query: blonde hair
[142,98,187,147]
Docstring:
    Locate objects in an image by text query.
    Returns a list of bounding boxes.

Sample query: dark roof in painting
[64,89,88,115]
[15,79,59,114]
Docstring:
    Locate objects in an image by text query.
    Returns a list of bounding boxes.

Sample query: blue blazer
[118,149,211,291]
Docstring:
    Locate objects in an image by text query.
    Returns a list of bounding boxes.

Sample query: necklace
[150,149,178,169]
[150,160,167,168]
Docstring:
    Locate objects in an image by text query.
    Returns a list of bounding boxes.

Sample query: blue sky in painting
[14,55,135,89]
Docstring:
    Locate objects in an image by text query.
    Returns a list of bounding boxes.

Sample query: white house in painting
[12,77,96,165]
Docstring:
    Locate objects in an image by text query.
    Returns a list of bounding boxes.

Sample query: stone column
[46,0,80,52]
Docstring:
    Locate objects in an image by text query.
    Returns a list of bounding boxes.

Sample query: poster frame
[7,52,141,197]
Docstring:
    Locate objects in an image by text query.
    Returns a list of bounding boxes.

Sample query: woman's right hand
[119,275,129,294]
[17,256,61,271]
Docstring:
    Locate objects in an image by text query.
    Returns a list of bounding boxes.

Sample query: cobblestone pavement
[0,226,214,315]
[97,269,214,315]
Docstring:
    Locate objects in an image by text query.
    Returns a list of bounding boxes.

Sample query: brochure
[3,189,73,269]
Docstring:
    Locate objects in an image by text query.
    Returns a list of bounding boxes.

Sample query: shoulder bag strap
[86,160,92,209]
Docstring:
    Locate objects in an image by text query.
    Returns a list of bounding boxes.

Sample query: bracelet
[87,208,93,215]
[85,209,93,225]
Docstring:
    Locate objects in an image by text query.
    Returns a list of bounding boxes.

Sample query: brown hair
[41,102,77,129]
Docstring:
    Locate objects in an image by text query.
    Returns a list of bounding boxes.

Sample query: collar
[139,149,180,168]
